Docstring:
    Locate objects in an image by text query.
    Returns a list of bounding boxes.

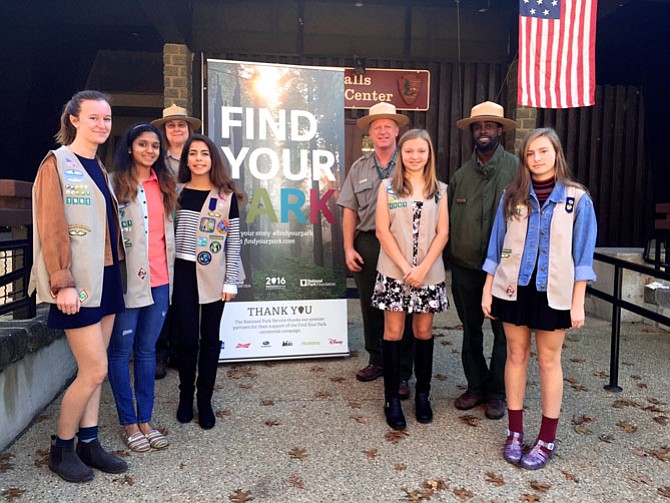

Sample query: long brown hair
[55,90,111,146]
[391,129,439,199]
[178,134,246,203]
[112,122,177,215]
[503,127,586,219]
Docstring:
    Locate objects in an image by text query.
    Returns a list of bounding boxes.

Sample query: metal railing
[586,251,670,392]
[0,230,36,319]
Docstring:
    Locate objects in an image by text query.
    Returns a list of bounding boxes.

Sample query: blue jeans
[108,285,169,425]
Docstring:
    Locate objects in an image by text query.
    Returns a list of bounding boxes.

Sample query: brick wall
[506,60,538,153]
[162,43,193,110]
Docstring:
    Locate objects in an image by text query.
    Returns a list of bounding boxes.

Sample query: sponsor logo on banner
[265,276,286,291]
[299,278,336,287]
[301,341,320,346]
[282,341,293,347]
[236,342,251,349]
[328,338,343,345]
[261,340,271,348]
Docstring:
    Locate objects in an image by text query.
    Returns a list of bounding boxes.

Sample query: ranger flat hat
[456,101,516,130]
[151,103,202,130]
[356,102,409,131]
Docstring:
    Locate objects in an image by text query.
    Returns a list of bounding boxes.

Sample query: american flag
[518,0,598,108]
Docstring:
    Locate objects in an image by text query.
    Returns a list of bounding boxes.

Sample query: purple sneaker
[520,439,555,470]
[503,430,524,464]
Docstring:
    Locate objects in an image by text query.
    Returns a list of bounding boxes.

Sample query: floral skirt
[370,273,449,314]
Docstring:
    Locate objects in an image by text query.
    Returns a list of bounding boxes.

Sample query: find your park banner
[205,59,348,362]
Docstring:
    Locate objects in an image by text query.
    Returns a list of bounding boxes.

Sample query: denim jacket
[483,181,597,294]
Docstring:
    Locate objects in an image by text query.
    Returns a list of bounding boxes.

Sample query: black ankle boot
[48,436,94,483]
[76,439,127,474]
[384,397,407,430]
[197,397,216,430]
[177,386,195,423]
[415,393,433,424]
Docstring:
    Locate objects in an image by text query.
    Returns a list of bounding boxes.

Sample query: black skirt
[491,269,571,331]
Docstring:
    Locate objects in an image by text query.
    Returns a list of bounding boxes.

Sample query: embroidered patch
[64,167,84,182]
[216,220,229,234]
[197,251,212,265]
[197,237,208,247]
[68,225,91,237]
[138,268,147,280]
[500,248,512,259]
[506,285,515,297]
[565,196,575,213]
[208,211,221,218]
[199,217,216,233]
[388,201,407,209]
[208,197,218,211]
[210,241,222,254]
[123,238,132,248]
[78,290,89,302]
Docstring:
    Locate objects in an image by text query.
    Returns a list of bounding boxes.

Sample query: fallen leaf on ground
[215,410,231,418]
[452,487,473,500]
[284,474,304,489]
[571,383,589,392]
[485,471,504,486]
[572,414,595,425]
[520,494,541,502]
[394,463,407,471]
[347,401,361,409]
[593,371,609,378]
[564,377,579,385]
[435,373,447,381]
[113,475,134,486]
[35,414,50,423]
[227,366,257,380]
[363,448,379,458]
[2,488,25,502]
[315,390,332,399]
[653,416,669,426]
[629,374,642,380]
[562,470,579,482]
[622,361,634,366]
[289,448,308,460]
[569,357,585,363]
[179,463,185,469]
[113,450,130,457]
[385,430,410,444]
[263,361,276,367]
[264,419,280,427]
[451,349,460,354]
[229,489,254,502]
[574,425,593,435]
[612,399,641,409]
[648,398,668,405]
[310,365,325,372]
[617,420,637,433]
[598,434,615,443]
[238,383,252,389]
[440,339,452,346]
[642,405,668,413]
[530,480,551,492]
[630,475,653,485]
[330,376,346,383]
[637,383,649,389]
[648,445,670,462]
[658,486,670,498]
[34,449,49,468]
[459,415,479,427]
[350,415,367,424]
[260,399,274,406]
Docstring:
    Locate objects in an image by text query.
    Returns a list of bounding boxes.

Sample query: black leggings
[172,259,224,400]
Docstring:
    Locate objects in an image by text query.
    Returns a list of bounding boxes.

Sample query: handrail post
[604,263,623,392]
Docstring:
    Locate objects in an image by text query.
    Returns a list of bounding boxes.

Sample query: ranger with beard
[445,102,517,420]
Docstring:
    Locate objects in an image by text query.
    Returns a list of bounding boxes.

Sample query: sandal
[126,432,150,452]
[144,429,169,449]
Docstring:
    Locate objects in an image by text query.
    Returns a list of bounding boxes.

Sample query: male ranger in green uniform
[446,101,517,420]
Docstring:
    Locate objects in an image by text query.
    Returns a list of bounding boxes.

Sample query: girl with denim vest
[173,134,244,429]
[370,129,449,430]
[30,90,127,482]
[107,123,176,452]
[482,127,597,470]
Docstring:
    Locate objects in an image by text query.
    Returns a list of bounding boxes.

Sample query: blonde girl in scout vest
[481,128,597,470]
[107,122,176,452]
[370,129,450,430]
[172,134,245,429]
[30,90,128,482]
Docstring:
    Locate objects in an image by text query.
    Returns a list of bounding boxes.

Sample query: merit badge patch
[197,237,208,247]
[138,268,147,280]
[506,285,515,297]
[500,248,512,259]
[216,220,229,235]
[199,217,216,233]
[78,289,89,302]
[210,241,222,254]
[68,225,91,237]
[63,167,84,182]
[208,211,221,218]
[565,197,575,213]
[197,251,212,265]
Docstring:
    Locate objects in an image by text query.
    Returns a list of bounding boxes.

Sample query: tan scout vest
[114,174,175,308]
[30,146,111,306]
[178,185,233,304]
[377,179,447,286]
[492,185,585,310]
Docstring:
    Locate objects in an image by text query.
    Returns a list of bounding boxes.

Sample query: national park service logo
[397,73,423,106]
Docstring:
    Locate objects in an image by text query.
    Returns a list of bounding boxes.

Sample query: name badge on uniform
[565,197,575,213]
[456,198,467,204]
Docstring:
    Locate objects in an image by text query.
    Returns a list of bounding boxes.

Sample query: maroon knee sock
[538,415,559,454]
[507,409,523,437]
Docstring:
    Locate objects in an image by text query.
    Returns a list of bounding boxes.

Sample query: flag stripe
[518,0,598,109]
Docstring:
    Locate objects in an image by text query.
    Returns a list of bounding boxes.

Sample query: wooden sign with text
[344,68,430,111]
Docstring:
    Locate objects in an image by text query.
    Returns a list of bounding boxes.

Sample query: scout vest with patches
[376,179,447,286]
[31,146,109,306]
[177,185,233,304]
[492,185,585,310]
[114,174,175,309]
